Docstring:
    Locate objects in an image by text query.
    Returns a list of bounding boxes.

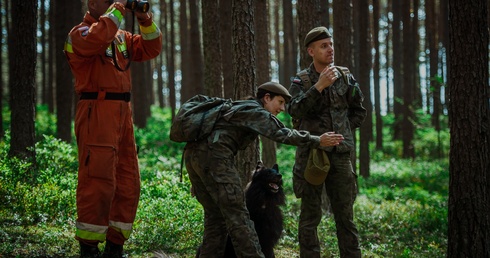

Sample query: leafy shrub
[0,106,449,257]
[0,133,78,224]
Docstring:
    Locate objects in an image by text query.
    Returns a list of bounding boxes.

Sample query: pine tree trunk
[233,0,258,189]
[447,0,490,256]
[9,0,37,165]
[202,0,223,97]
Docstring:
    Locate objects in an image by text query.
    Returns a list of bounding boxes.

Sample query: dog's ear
[272,164,279,173]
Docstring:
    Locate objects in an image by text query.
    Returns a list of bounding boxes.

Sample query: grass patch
[0,107,448,257]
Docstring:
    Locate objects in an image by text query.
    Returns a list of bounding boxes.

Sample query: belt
[80,92,131,102]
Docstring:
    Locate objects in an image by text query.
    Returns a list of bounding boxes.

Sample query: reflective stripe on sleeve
[103,7,123,28]
[109,220,133,239]
[64,36,73,53]
[139,22,161,40]
[76,221,107,241]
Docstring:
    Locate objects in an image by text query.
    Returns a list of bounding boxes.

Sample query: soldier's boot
[102,240,127,258]
[80,242,101,258]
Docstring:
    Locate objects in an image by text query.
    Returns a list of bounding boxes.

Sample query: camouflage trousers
[293,148,361,258]
[184,146,265,258]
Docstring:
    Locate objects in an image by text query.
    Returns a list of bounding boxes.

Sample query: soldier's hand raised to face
[315,66,339,92]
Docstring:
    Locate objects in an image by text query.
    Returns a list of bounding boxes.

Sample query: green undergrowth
[0,107,448,257]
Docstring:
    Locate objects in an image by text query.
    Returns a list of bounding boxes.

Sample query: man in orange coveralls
[64,0,162,257]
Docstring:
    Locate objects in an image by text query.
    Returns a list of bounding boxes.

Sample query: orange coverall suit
[64,3,162,246]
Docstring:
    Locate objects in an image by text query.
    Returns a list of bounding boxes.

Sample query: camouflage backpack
[170,95,233,142]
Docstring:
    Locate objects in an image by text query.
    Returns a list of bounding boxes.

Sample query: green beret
[304,26,332,47]
[258,82,292,103]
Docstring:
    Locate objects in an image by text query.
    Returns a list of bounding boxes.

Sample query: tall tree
[157,0,167,108]
[319,0,329,28]
[168,0,176,119]
[220,0,234,98]
[358,0,371,177]
[47,0,55,113]
[411,0,422,108]
[179,0,191,102]
[188,0,204,98]
[385,0,392,114]
[130,12,151,129]
[40,0,47,106]
[233,0,257,188]
[273,0,283,87]
[333,0,355,176]
[373,0,383,150]
[9,0,37,163]
[392,0,403,140]
[202,0,223,97]
[447,0,490,256]
[297,0,321,69]
[402,0,415,159]
[332,0,353,69]
[281,0,295,86]
[255,0,275,168]
[55,0,81,142]
[427,0,441,127]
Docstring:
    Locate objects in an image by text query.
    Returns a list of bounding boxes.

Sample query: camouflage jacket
[189,99,322,159]
[287,63,366,153]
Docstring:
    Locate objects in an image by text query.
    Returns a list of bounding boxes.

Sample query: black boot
[80,242,100,258]
[102,240,127,258]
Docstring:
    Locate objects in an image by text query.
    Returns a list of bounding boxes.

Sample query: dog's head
[251,162,283,194]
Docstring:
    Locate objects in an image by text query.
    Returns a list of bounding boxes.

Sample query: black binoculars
[126,0,150,13]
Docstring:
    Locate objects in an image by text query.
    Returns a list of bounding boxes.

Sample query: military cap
[304,149,330,185]
[258,82,292,103]
[304,26,332,47]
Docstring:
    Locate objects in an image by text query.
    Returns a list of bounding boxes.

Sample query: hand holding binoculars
[126,0,150,13]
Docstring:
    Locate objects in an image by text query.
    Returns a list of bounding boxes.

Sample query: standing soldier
[287,26,366,257]
[64,0,162,257]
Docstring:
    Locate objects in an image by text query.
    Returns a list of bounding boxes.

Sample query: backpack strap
[291,69,311,129]
[180,147,186,182]
[297,69,312,89]
[334,66,350,84]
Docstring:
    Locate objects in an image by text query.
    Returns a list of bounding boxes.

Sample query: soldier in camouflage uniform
[287,27,367,258]
[185,82,345,258]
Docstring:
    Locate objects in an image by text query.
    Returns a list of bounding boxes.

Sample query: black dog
[195,163,285,258]
[223,162,285,258]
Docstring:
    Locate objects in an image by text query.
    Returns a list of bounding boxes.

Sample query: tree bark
[392,0,402,140]
[220,0,234,99]
[402,0,415,159]
[255,0,276,168]
[202,0,223,97]
[233,0,257,188]
[358,0,371,178]
[373,0,383,150]
[55,0,81,142]
[447,0,490,256]
[9,0,37,165]
[188,0,204,97]
[179,0,191,102]
[281,0,295,86]
[297,0,321,69]
[168,0,176,119]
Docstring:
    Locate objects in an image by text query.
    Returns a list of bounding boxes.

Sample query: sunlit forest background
[0,0,489,257]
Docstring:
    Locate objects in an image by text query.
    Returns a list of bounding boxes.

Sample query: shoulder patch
[297,69,312,89]
[292,77,302,84]
[78,26,89,37]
